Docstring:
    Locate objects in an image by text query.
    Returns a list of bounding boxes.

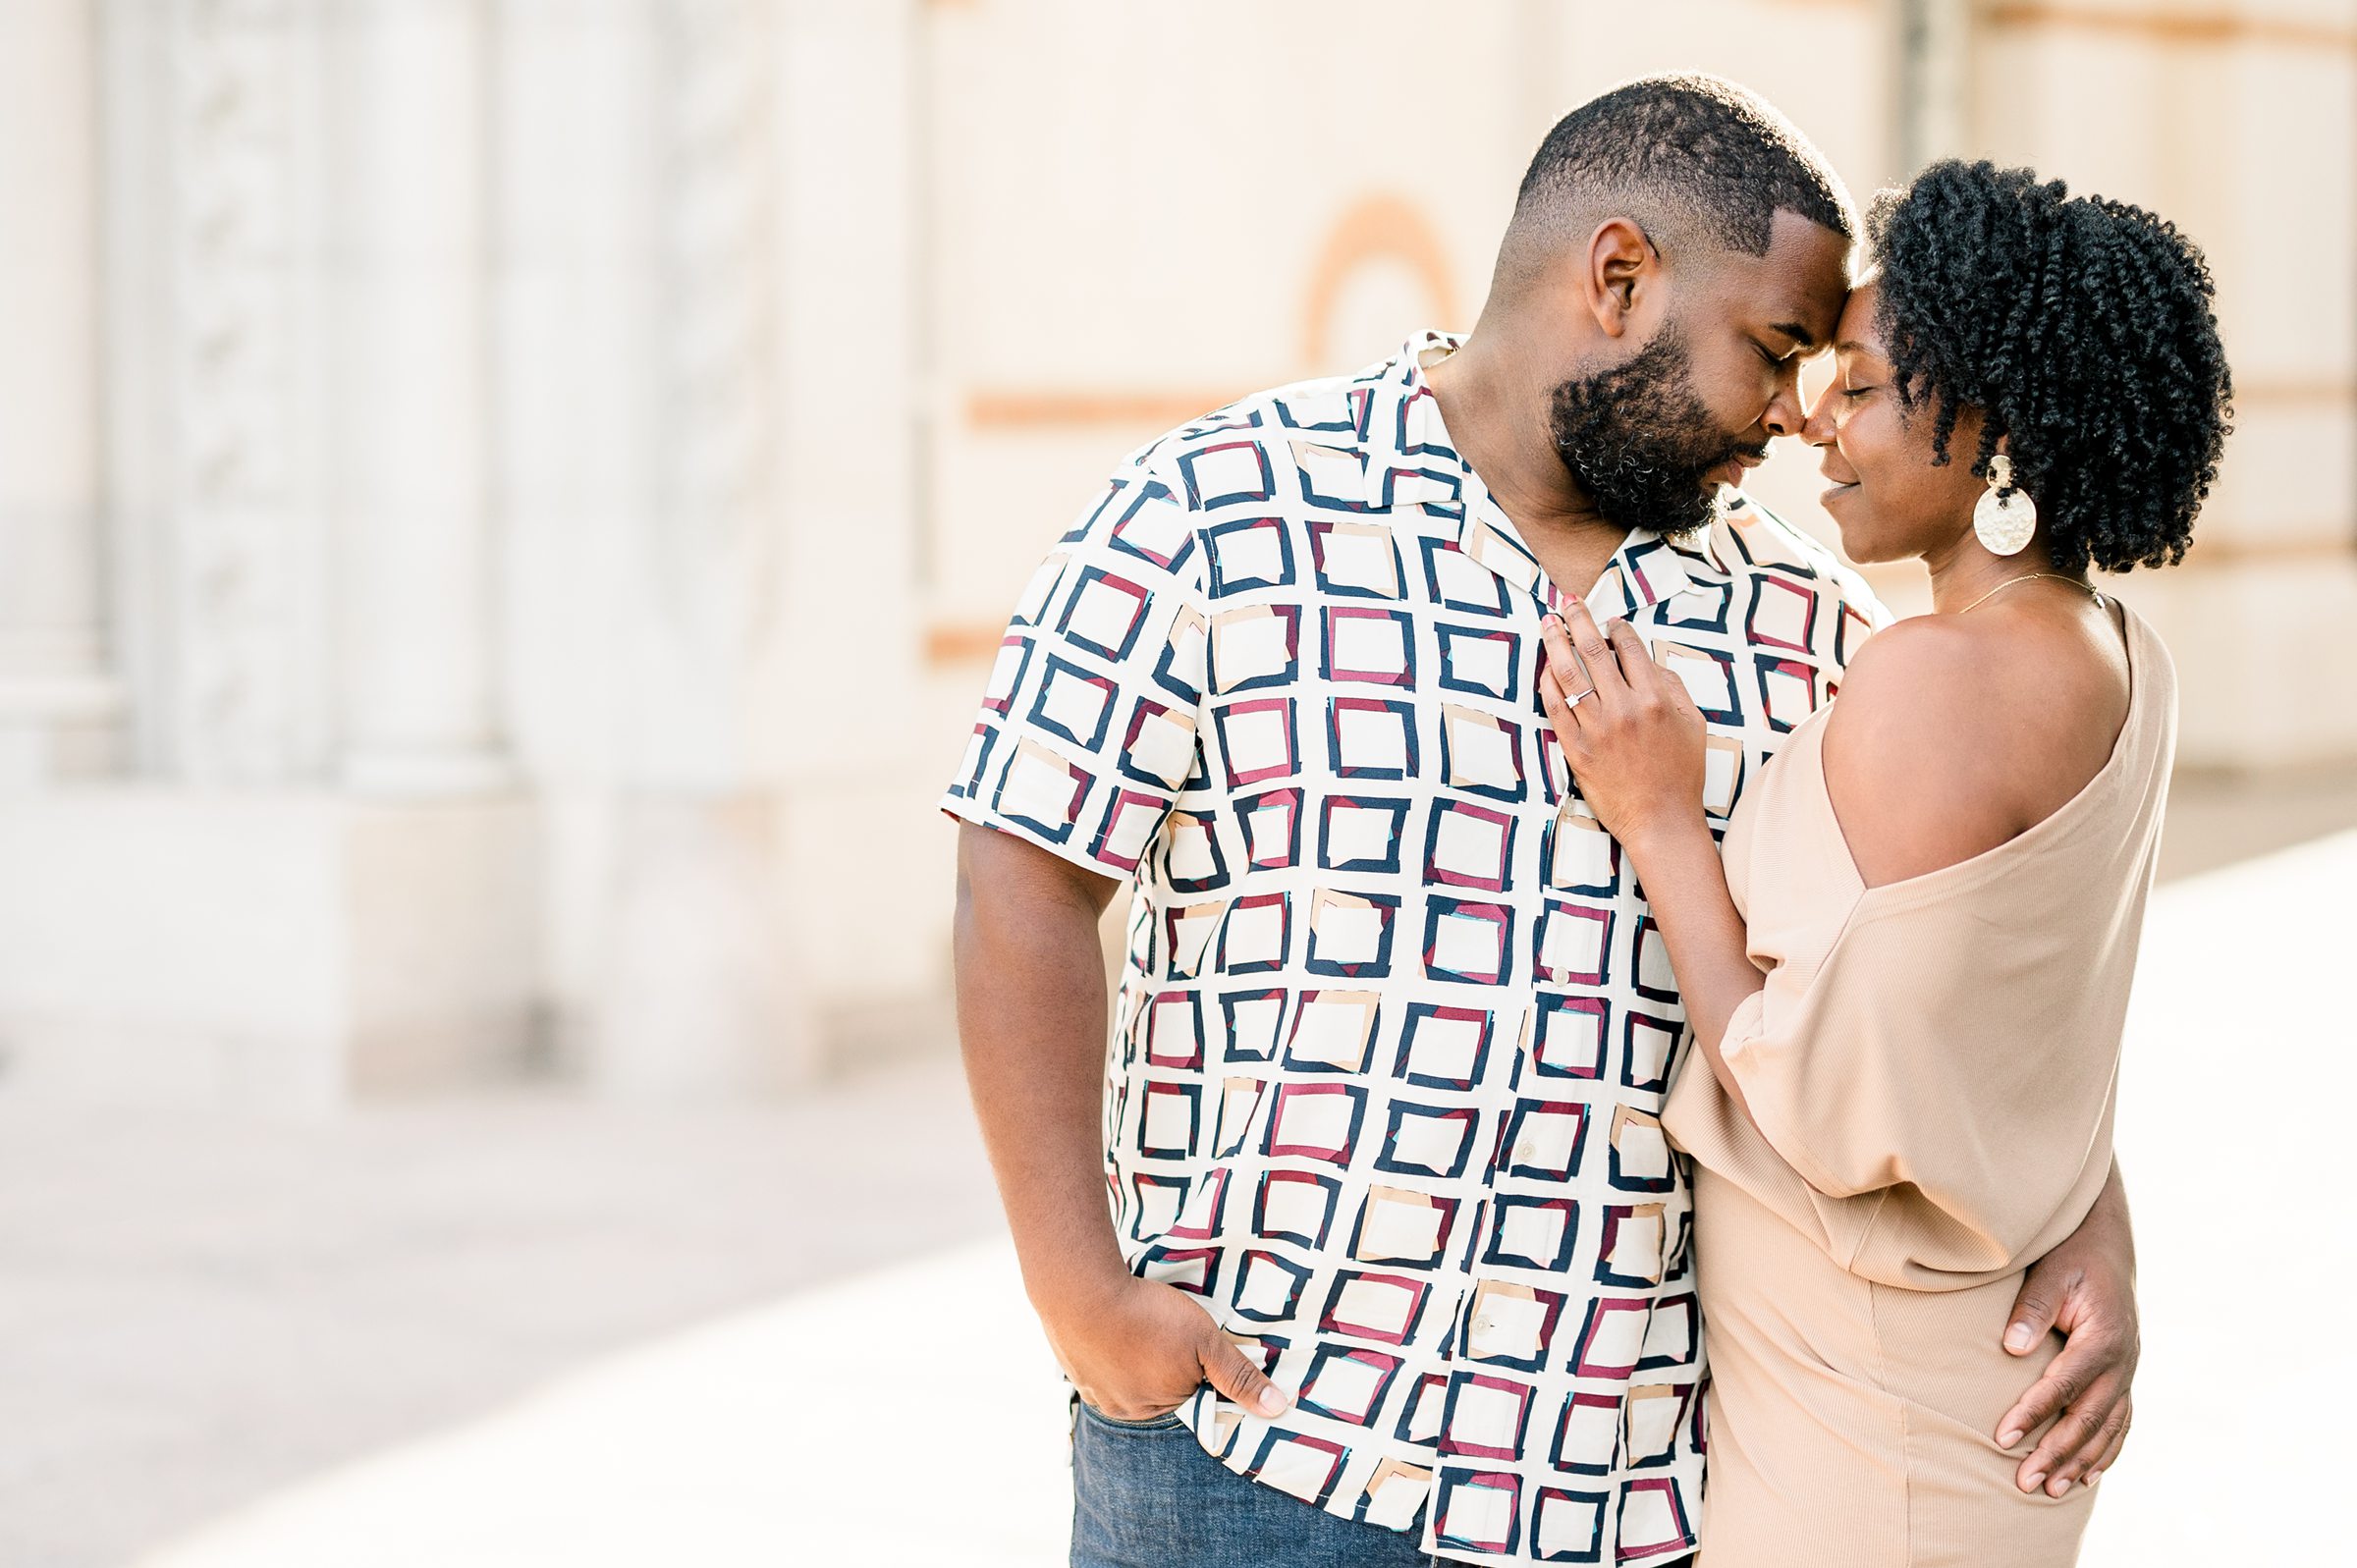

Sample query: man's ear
[1584,216,1659,340]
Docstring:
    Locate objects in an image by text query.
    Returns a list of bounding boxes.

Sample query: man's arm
[953,821,1292,1422]
[1996,1157,2139,1495]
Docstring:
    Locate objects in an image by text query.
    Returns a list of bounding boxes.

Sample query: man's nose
[1762,375,1808,439]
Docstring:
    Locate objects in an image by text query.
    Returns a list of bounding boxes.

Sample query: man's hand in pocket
[1042,1271,1296,1424]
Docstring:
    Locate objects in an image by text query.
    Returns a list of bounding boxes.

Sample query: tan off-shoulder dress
[1660,598,2175,1568]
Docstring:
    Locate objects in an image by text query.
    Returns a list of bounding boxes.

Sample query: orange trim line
[925,622,1016,668]
[2181,535,2357,567]
[2233,380,2357,406]
[964,389,1255,430]
[1983,3,2357,50]
[1299,194,1459,369]
[963,190,1458,432]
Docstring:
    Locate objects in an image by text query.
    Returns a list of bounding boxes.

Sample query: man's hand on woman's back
[1998,1159,2139,1497]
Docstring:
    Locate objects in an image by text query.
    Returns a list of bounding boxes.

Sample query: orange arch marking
[1300,194,1461,369]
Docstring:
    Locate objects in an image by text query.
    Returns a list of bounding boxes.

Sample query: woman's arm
[1539,604,2024,1117]
[1541,598,2141,1497]
[1609,812,1768,1117]
[1536,603,1769,1120]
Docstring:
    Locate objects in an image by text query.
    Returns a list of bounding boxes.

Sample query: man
[945,76,2138,1568]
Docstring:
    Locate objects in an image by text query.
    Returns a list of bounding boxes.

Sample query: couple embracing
[944,75,2230,1567]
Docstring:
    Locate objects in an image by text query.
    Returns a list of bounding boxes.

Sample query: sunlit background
[0,2,2349,1565]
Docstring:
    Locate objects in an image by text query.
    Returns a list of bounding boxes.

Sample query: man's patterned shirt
[941,333,1889,1565]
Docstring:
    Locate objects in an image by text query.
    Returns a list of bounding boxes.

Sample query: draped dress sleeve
[1660,611,2175,1290]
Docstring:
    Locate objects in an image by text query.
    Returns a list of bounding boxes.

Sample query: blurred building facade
[0,0,2347,1109]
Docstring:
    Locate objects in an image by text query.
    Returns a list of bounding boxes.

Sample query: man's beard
[1547,323,1757,537]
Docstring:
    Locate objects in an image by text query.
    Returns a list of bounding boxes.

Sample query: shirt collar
[1379,330,1735,622]
[1361,330,1471,514]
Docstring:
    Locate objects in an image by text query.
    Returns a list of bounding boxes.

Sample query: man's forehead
[1713,214,1850,337]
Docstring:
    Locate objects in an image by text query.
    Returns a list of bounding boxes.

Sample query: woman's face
[1800,281,1991,565]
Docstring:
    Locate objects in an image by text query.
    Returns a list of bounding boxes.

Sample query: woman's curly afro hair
[1867,159,2234,573]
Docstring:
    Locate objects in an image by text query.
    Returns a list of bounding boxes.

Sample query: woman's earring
[1973,454,2038,556]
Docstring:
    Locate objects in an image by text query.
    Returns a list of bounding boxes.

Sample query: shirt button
[1514,1141,1539,1162]
[1472,1318,1494,1333]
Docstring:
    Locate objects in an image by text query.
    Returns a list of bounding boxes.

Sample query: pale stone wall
[909,0,2357,991]
[0,0,929,1108]
[1969,1,2357,770]
[918,0,2356,758]
[0,0,2342,1106]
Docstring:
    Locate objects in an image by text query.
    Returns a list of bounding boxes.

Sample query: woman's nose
[1799,382,1836,448]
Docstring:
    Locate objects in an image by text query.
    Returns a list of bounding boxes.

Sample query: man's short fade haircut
[1508,74,1855,270]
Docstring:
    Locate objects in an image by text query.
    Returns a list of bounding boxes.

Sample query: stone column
[332,0,506,793]
[583,0,814,1097]
[490,0,818,1097]
[767,0,930,1067]
[0,0,123,784]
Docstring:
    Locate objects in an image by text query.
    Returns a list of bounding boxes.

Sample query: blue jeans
[1068,1395,1452,1568]
[1068,1395,1702,1567]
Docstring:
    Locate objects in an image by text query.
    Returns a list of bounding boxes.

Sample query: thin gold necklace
[1957,571,2109,615]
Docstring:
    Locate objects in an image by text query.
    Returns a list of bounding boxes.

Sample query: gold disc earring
[1973,454,2038,556]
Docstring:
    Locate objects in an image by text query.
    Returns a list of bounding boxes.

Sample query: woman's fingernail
[1998,1427,2024,1448]
[1260,1385,1291,1414]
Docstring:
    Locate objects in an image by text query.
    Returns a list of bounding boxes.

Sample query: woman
[1532,159,2232,1565]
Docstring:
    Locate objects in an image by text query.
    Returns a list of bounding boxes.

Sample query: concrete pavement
[4,829,2350,1566]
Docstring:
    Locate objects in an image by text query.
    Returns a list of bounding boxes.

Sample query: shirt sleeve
[938,462,1210,882]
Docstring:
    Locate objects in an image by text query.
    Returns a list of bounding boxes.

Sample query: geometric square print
[938,332,1890,1566]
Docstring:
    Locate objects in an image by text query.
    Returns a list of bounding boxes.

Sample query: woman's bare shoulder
[1821,613,2073,889]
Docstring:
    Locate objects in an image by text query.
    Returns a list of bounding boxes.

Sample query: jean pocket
[1074,1395,1187,1433]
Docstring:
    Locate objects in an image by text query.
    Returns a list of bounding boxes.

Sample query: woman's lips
[1821,480,1859,505]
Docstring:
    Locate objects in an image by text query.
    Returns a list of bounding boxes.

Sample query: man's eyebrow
[1766,320,1817,349]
